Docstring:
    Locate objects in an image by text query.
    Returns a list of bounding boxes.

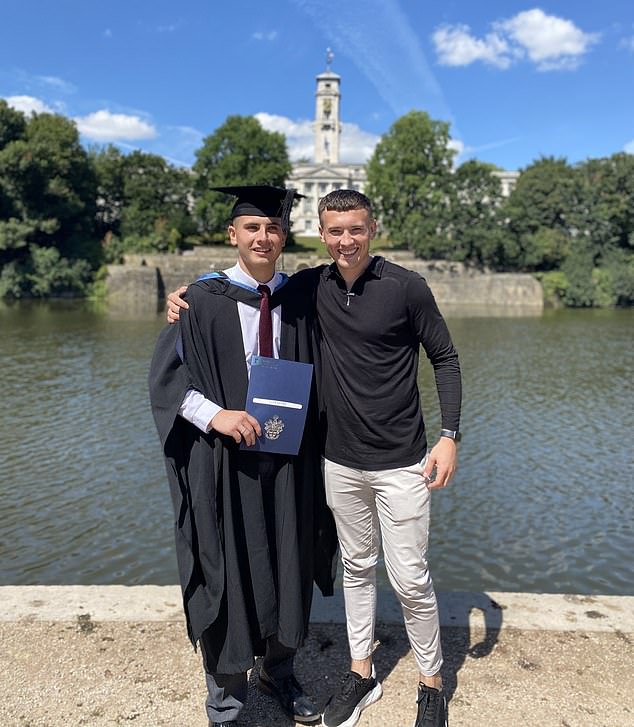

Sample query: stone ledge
[1,586,632,633]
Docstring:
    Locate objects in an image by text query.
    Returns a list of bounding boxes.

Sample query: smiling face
[229,215,287,282]
[319,207,377,286]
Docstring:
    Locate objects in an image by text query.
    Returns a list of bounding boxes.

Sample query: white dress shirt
[178,263,284,432]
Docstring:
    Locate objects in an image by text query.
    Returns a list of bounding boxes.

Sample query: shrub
[538,271,568,307]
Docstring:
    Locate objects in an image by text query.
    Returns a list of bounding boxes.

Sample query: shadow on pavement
[440,591,504,702]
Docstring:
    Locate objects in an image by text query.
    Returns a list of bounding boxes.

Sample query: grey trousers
[202,636,295,724]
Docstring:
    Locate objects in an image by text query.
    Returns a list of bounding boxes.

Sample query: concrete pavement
[1,586,632,727]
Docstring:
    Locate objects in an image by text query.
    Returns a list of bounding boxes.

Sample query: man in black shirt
[313,190,460,727]
[167,189,461,727]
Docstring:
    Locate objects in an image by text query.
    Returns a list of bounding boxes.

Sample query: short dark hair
[318,189,374,223]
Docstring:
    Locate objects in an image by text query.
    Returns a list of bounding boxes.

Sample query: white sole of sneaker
[323,682,383,727]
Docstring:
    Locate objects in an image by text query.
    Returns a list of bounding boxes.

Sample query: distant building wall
[288,162,367,236]
[106,249,543,314]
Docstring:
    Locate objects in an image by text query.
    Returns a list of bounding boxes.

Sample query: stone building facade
[287,56,519,236]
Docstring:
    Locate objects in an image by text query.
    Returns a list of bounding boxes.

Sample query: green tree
[603,247,634,306]
[512,154,634,307]
[0,99,27,151]
[569,153,634,306]
[0,111,98,297]
[91,146,196,259]
[193,115,291,239]
[575,153,634,254]
[446,160,506,267]
[0,102,28,225]
[119,150,195,252]
[91,144,127,239]
[501,156,577,271]
[365,111,456,257]
[558,245,595,307]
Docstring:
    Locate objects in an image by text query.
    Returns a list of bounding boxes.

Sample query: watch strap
[440,428,462,442]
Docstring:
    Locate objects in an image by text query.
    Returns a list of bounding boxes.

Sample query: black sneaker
[322,668,382,727]
[414,683,448,727]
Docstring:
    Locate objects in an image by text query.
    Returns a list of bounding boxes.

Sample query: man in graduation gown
[148,185,337,727]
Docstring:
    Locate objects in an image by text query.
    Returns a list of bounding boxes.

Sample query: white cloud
[255,112,379,164]
[8,69,75,95]
[252,30,278,41]
[35,75,76,93]
[433,8,599,71]
[496,9,599,70]
[625,140,634,154]
[451,135,523,167]
[620,36,634,52]
[74,110,157,141]
[433,25,512,68]
[169,125,204,144]
[4,95,54,115]
[255,113,314,159]
[448,138,465,159]
[340,122,380,163]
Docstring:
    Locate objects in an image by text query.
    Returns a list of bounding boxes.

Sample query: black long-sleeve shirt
[315,256,462,470]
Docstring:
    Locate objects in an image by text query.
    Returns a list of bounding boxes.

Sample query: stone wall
[106,263,161,301]
[106,248,543,314]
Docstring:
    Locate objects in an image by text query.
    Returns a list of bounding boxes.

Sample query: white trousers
[324,457,442,677]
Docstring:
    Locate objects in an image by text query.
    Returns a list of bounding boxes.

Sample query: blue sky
[1,0,632,171]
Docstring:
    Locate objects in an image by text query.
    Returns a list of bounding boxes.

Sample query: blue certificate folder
[240,356,314,455]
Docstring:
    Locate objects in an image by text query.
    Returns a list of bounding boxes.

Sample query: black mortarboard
[212,185,304,231]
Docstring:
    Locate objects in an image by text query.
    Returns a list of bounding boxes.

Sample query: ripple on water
[1,304,632,593]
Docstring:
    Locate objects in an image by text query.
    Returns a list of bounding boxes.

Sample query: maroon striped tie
[257,284,273,357]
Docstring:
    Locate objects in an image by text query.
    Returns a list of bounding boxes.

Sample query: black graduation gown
[148,274,337,674]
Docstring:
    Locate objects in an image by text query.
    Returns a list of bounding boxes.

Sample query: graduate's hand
[423,437,458,490]
[210,410,262,446]
[167,286,188,324]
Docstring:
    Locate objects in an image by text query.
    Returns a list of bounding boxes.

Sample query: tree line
[1,101,632,306]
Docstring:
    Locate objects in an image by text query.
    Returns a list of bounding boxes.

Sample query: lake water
[0,300,632,595]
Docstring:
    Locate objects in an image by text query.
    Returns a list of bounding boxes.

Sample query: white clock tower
[288,50,367,235]
[314,48,341,165]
